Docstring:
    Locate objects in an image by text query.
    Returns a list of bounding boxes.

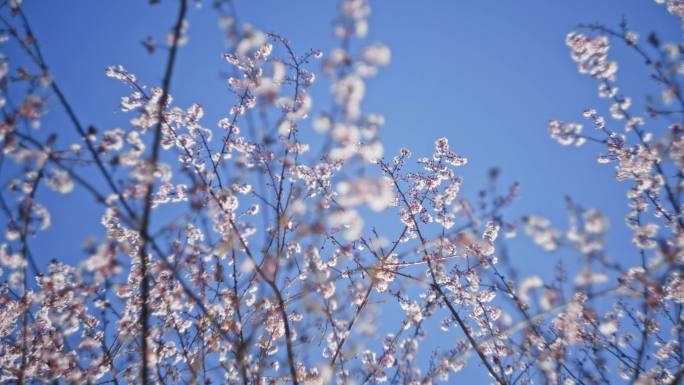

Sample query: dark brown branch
[17,134,53,385]
[136,1,188,385]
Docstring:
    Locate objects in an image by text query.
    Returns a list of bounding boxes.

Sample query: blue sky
[16,0,679,275]
[7,0,683,382]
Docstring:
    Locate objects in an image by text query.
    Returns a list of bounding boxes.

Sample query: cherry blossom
[1,1,684,385]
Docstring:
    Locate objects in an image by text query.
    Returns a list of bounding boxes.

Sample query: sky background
[7,0,683,383]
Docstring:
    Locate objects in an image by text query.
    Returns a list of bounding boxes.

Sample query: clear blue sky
[8,0,682,382]
[17,0,679,278]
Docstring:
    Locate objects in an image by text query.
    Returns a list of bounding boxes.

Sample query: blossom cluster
[1,1,684,385]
